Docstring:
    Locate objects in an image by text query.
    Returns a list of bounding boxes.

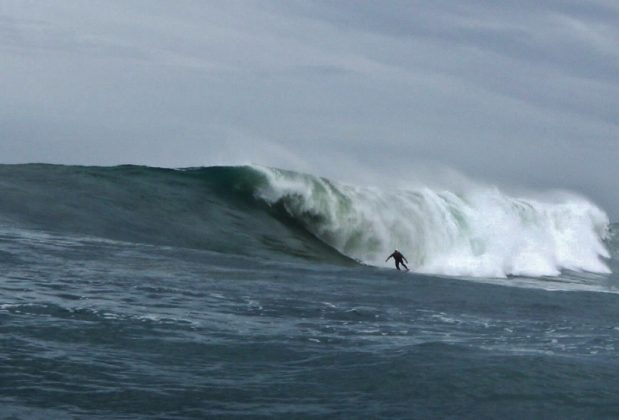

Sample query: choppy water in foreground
[0,164,617,418]
[2,226,619,419]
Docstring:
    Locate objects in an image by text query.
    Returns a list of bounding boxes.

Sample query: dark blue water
[2,225,619,418]
[1,164,618,418]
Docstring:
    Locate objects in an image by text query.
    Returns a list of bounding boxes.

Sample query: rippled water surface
[2,226,619,418]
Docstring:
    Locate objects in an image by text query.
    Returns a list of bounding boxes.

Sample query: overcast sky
[1,0,618,218]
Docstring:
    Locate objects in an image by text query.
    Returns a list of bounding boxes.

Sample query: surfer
[386,250,409,271]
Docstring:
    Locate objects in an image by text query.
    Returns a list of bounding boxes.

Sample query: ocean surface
[0,164,617,419]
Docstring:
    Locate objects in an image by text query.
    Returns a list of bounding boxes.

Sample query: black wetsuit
[386,251,409,271]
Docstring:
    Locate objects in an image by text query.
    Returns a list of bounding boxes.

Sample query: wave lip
[253,166,611,278]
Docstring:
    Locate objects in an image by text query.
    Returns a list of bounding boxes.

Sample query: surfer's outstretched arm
[386,254,393,262]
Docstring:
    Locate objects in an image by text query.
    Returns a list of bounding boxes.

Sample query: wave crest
[254,166,611,278]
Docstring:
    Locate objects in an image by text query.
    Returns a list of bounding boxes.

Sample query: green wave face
[0,164,351,264]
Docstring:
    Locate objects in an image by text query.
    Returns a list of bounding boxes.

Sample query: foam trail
[254,166,610,278]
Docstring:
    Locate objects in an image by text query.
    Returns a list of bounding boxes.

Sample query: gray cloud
[0,0,617,218]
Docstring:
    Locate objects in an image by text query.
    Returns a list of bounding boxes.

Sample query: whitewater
[1,163,618,418]
[254,166,610,278]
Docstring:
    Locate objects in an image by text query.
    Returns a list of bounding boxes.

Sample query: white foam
[254,167,611,278]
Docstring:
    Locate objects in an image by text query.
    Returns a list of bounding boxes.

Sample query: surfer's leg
[396,261,401,271]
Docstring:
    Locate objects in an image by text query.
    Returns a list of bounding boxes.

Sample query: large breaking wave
[0,164,611,278]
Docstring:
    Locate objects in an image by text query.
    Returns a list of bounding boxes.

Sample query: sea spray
[254,166,610,277]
